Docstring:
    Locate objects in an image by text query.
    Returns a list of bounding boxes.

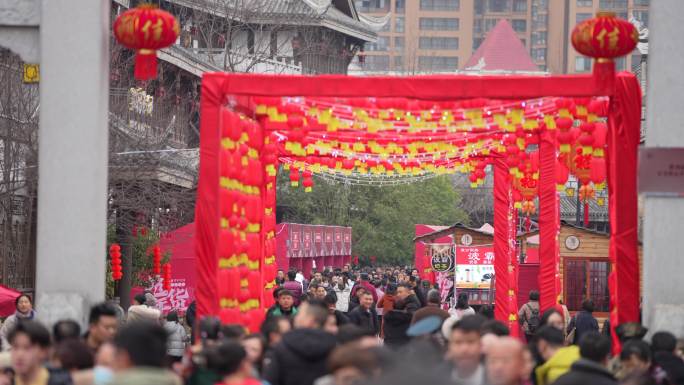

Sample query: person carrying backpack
[566,298,599,345]
[518,290,541,343]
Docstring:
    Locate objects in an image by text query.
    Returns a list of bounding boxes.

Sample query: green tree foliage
[277,173,466,265]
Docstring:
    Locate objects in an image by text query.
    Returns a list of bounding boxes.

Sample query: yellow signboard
[23,64,40,83]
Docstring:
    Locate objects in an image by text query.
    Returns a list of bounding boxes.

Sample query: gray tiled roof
[166,0,377,41]
[560,195,608,221]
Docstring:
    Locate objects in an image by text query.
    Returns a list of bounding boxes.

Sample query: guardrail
[171,45,302,75]
[109,88,192,147]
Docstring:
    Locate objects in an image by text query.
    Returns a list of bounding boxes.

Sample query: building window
[533,13,547,29]
[513,0,527,12]
[564,259,610,313]
[615,57,625,71]
[475,0,485,14]
[419,0,460,11]
[364,55,390,71]
[419,37,459,50]
[633,0,649,5]
[366,36,390,51]
[532,31,547,45]
[394,55,404,70]
[419,18,460,31]
[247,30,255,54]
[395,16,405,32]
[532,48,546,61]
[418,56,458,71]
[630,53,643,74]
[576,13,592,24]
[474,19,483,33]
[632,10,649,27]
[473,37,484,50]
[512,19,527,32]
[355,0,390,12]
[395,0,406,12]
[394,37,404,51]
[488,0,508,12]
[599,0,627,8]
[576,0,592,7]
[484,18,499,32]
[380,20,391,32]
[575,56,592,72]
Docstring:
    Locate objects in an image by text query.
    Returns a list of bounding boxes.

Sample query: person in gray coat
[163,311,188,362]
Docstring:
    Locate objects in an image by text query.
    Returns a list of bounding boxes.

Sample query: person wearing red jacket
[350,273,378,303]
[282,271,303,306]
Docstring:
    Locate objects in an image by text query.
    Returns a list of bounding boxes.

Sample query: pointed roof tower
[464,19,539,72]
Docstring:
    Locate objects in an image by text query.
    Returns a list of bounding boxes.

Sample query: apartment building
[354,0,649,74]
[547,0,649,74]
[354,0,475,73]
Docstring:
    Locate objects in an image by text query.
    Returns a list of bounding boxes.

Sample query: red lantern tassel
[584,202,590,227]
[134,49,158,80]
[592,59,615,94]
[525,215,531,232]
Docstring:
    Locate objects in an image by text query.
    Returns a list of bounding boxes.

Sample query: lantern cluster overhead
[224,95,611,224]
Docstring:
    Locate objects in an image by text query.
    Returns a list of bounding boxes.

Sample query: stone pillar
[35,0,110,327]
[642,0,684,336]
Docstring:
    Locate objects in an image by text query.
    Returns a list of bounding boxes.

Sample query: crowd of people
[0,265,681,385]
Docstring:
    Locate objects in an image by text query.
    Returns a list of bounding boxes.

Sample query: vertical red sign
[343,228,352,255]
[302,225,313,258]
[324,227,334,257]
[289,223,301,259]
[334,229,343,256]
[314,226,323,257]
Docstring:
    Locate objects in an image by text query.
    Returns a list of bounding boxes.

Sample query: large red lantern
[302,170,314,193]
[571,12,637,85]
[113,4,180,80]
[289,168,300,187]
[571,12,638,59]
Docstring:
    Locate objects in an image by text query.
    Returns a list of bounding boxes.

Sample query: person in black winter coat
[323,292,349,328]
[567,298,599,345]
[186,300,196,344]
[347,292,378,335]
[409,276,427,307]
[651,331,684,385]
[553,331,618,385]
[383,283,421,349]
[262,300,337,385]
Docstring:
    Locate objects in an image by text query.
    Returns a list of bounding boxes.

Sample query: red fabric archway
[195,72,640,342]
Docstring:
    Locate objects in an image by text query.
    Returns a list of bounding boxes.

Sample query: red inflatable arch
[195,71,640,346]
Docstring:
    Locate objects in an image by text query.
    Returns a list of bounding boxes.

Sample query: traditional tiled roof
[166,0,378,41]
[413,222,536,243]
[559,195,608,221]
[464,19,540,72]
